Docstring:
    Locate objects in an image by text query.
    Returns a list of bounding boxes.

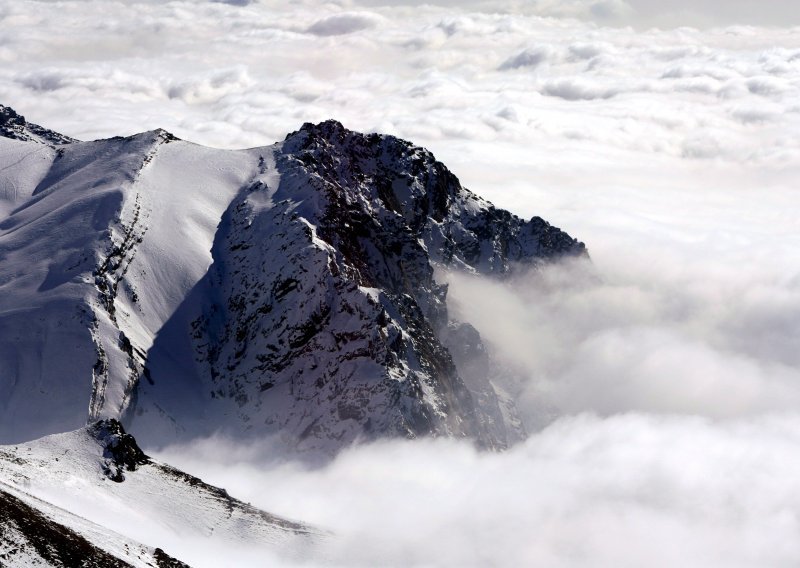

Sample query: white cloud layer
[156,414,800,567]
[446,254,800,426]
[3,0,800,565]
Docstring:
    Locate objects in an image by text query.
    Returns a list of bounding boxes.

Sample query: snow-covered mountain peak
[0,105,586,455]
[283,118,586,266]
[130,118,586,452]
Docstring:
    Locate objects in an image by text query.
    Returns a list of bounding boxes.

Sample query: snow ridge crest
[0,105,586,455]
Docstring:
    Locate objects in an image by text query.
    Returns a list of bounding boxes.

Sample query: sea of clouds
[3,0,800,565]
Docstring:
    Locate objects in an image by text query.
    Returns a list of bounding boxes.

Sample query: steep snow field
[0,421,323,566]
[0,123,267,443]
[1,481,174,568]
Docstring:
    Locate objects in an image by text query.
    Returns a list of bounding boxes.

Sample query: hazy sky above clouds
[355,0,800,28]
[2,0,800,565]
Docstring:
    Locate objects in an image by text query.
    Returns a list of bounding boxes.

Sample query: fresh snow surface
[0,138,55,217]
[1,480,169,567]
[0,422,324,567]
[0,130,267,443]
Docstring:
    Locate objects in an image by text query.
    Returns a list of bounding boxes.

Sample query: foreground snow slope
[1,482,186,567]
[0,420,322,567]
[0,104,585,453]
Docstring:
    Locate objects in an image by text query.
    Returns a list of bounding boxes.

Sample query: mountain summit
[0,106,585,453]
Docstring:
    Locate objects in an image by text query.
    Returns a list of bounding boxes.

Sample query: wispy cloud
[446,255,800,424]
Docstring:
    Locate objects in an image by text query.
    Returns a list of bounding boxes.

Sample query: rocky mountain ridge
[0,105,585,453]
[0,104,75,146]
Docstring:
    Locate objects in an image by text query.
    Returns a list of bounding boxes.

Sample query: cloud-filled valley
[2,0,800,565]
[157,413,800,567]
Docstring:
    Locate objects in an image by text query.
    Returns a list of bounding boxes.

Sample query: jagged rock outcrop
[89,418,150,482]
[0,105,585,453]
[0,104,75,145]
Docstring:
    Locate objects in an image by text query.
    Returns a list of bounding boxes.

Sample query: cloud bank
[156,413,800,567]
[2,0,799,163]
[446,254,800,427]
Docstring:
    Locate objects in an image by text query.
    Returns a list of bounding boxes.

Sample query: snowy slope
[0,128,261,444]
[0,105,585,453]
[1,483,187,568]
[0,420,322,567]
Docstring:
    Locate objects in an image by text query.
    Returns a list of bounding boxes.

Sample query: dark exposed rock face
[0,104,75,145]
[89,418,149,482]
[153,548,192,568]
[185,120,586,453]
